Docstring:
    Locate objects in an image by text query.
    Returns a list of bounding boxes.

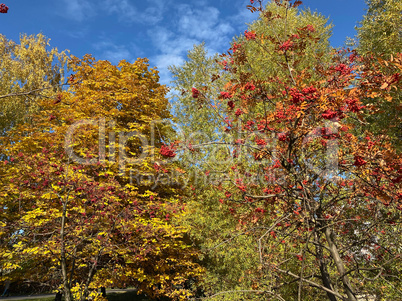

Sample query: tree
[0,55,203,301]
[169,1,335,298]
[170,1,333,169]
[0,33,69,135]
[354,0,402,151]
[355,0,402,57]
[172,0,401,300]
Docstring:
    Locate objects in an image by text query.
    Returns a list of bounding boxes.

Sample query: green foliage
[355,0,402,151]
[240,4,333,83]
[356,0,402,56]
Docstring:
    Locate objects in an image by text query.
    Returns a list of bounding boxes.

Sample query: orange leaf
[380,82,389,89]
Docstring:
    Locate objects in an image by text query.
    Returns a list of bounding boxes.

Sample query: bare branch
[275,267,347,300]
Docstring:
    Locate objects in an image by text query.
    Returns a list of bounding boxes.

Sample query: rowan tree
[0,55,203,301]
[169,1,335,298]
[171,1,401,300]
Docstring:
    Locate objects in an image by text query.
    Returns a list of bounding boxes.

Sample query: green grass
[5,296,54,301]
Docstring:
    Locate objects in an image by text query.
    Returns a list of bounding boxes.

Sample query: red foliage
[289,88,304,104]
[288,85,318,104]
[54,93,63,104]
[255,139,266,146]
[301,86,318,100]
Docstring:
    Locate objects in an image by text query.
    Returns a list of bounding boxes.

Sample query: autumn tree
[0,55,203,301]
[355,0,402,57]
[353,0,402,151]
[169,1,335,298]
[0,33,69,135]
[170,1,333,168]
[171,0,401,300]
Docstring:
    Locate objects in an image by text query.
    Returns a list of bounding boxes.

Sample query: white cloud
[101,0,137,21]
[148,26,200,84]
[60,0,255,85]
[93,40,133,64]
[231,5,260,29]
[62,0,96,22]
[149,26,199,55]
[153,54,185,85]
[177,5,220,39]
[58,0,257,87]
[176,4,234,44]
[100,0,166,24]
[65,27,90,39]
[102,48,131,64]
[147,3,238,85]
[143,0,166,24]
[61,0,167,24]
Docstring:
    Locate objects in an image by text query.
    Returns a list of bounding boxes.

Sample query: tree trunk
[325,227,357,301]
[61,201,73,301]
[315,232,338,301]
[80,250,102,301]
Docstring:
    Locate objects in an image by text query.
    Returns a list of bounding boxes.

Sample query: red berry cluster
[288,85,318,104]
[160,144,176,158]
[244,30,256,40]
[227,100,235,110]
[0,3,8,13]
[244,82,256,91]
[279,40,294,52]
[321,109,337,120]
[353,156,367,167]
[220,91,231,99]
[305,24,315,32]
[346,98,364,113]
[191,87,199,99]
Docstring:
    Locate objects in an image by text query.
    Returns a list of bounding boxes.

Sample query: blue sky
[0,0,367,85]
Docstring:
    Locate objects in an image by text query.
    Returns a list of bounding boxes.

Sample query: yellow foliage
[0,54,203,300]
